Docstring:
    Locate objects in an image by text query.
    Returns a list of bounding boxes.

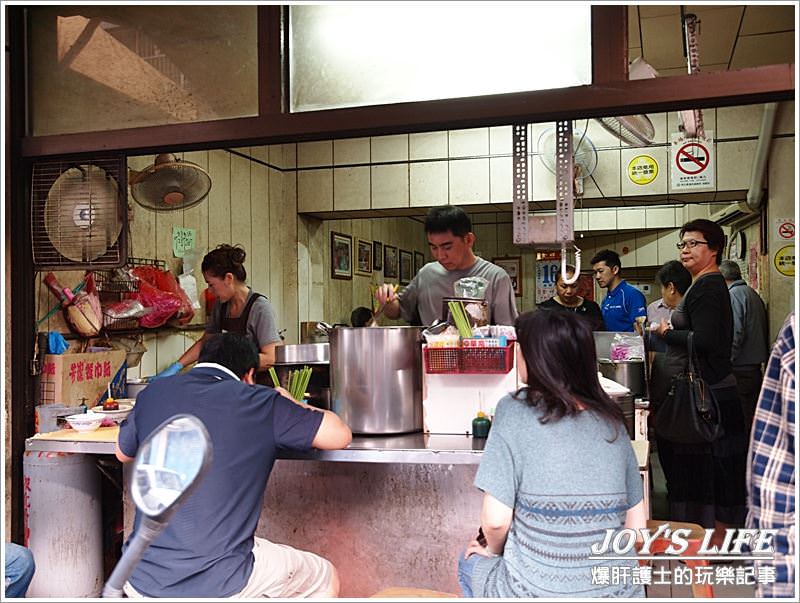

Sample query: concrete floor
[646,447,757,599]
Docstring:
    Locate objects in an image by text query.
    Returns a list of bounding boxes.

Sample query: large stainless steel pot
[274,343,329,364]
[330,326,423,435]
[598,360,645,398]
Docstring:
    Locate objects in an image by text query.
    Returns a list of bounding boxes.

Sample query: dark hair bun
[228,244,246,266]
[202,244,248,282]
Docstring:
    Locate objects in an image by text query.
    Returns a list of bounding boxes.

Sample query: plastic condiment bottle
[472,411,491,438]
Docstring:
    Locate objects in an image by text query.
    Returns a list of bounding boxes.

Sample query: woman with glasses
[652,218,746,549]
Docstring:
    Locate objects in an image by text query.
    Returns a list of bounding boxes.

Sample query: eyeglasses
[676,239,709,250]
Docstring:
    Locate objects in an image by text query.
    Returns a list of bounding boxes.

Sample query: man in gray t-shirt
[375,206,518,326]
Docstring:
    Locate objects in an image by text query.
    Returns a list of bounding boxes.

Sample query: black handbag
[654,332,722,444]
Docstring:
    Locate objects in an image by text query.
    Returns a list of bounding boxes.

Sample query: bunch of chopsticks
[269,366,313,402]
[448,300,473,338]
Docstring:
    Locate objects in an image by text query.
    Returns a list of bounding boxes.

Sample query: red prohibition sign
[676,142,709,174]
[779,222,795,239]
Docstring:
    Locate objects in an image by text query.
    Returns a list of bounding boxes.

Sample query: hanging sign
[670,131,715,190]
[535,260,560,304]
[773,245,795,277]
[627,155,658,185]
[748,243,760,291]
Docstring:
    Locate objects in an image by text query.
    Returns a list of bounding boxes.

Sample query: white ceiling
[629,4,795,75]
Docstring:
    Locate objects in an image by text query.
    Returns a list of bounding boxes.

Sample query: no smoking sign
[775,219,795,240]
[671,132,715,191]
[676,142,709,174]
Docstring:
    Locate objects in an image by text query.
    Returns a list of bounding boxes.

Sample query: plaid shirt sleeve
[746,312,795,598]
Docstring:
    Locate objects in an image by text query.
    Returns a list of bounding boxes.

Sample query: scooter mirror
[131,414,213,520]
[103,414,212,597]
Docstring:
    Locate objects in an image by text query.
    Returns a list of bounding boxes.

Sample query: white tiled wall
[334,137,370,165]
[410,161,448,207]
[449,158,489,205]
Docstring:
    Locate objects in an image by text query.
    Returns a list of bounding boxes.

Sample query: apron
[219,293,270,385]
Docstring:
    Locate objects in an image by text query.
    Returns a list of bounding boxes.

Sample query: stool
[371,587,458,598]
[644,519,715,598]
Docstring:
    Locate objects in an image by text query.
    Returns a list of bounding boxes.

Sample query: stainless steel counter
[281,433,486,464]
[25,431,648,469]
[25,431,486,464]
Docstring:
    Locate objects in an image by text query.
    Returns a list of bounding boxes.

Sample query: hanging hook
[561,243,581,285]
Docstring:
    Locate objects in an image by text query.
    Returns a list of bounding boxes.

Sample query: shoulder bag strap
[686,332,697,376]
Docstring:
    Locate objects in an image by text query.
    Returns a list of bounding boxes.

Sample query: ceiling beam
[21,63,794,158]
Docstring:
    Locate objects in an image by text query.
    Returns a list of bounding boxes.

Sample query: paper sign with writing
[172,227,196,258]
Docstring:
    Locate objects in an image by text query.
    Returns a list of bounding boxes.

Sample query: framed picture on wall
[576,273,594,302]
[356,239,372,275]
[492,256,522,297]
[414,251,425,275]
[331,232,352,280]
[384,245,398,279]
[373,241,383,271]
[399,249,413,285]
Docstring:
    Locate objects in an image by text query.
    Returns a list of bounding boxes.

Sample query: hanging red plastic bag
[132,279,182,328]
[131,266,195,325]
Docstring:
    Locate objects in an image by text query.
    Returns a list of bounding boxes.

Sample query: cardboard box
[40,350,127,407]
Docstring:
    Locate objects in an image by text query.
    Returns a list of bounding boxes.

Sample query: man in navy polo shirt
[116,333,352,598]
[591,249,647,332]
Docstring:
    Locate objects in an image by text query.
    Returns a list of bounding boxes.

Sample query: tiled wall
[293,103,795,212]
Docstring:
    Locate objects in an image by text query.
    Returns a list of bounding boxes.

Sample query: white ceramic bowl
[91,403,133,424]
[66,412,104,432]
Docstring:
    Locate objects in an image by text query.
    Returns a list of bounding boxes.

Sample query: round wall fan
[596,114,656,147]
[129,153,212,212]
[537,127,599,182]
[595,58,657,147]
[43,164,123,263]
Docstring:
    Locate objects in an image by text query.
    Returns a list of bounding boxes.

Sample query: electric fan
[595,57,657,146]
[129,153,212,212]
[31,156,127,270]
[537,127,599,196]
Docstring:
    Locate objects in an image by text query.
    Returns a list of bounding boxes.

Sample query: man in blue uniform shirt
[115,333,352,598]
[591,249,647,332]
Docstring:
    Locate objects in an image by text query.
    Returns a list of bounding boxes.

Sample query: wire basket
[92,257,166,330]
[460,344,514,374]
[423,343,514,374]
[423,346,461,374]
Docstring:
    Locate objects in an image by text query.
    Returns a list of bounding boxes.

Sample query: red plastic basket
[423,344,514,374]
[460,344,514,374]
[424,346,461,374]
